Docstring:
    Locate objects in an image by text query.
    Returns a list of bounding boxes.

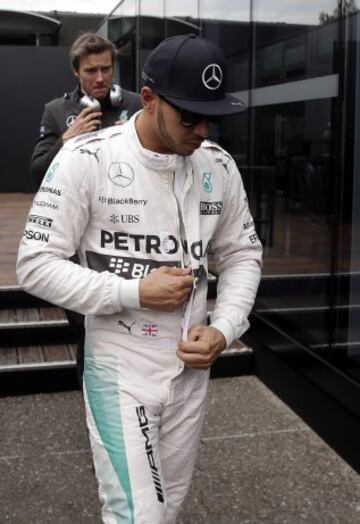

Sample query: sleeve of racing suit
[209,157,262,347]
[17,147,140,315]
[29,105,64,190]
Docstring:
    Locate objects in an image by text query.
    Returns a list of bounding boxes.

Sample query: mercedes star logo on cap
[108,162,134,187]
[202,64,223,91]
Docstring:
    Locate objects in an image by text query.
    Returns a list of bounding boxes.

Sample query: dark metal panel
[0,46,74,192]
[210,348,254,378]
[0,366,80,397]
[244,313,360,473]
[0,287,51,308]
[0,10,61,33]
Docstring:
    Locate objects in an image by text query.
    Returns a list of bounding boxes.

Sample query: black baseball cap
[142,34,247,117]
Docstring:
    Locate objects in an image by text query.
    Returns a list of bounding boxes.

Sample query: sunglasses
[159,95,222,127]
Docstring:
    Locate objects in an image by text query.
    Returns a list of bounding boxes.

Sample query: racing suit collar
[126,111,178,172]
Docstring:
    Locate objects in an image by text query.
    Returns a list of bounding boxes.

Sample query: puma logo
[118,319,136,334]
[79,147,100,162]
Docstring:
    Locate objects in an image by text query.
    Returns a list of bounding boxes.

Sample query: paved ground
[1,376,360,524]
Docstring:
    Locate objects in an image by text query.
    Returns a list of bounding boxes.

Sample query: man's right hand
[139,266,193,311]
[62,107,102,143]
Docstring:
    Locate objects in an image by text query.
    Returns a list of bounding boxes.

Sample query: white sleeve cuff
[112,278,140,311]
[209,318,235,348]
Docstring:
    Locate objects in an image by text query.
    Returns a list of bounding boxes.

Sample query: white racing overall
[17,114,262,523]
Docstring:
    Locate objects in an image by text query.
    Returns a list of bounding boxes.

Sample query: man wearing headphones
[29,33,141,381]
[30,32,141,188]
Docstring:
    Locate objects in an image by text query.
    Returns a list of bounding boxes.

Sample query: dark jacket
[30,86,141,188]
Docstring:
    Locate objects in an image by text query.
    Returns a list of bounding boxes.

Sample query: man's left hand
[177,325,226,369]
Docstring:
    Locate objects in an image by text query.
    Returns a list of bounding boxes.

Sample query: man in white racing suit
[17,34,262,524]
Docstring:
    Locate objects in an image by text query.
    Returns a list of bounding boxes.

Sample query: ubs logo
[108,162,134,187]
[110,214,139,224]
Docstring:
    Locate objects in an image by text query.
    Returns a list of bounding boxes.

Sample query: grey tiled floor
[1,376,360,523]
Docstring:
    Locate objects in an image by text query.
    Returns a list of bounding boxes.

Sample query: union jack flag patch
[141,322,159,337]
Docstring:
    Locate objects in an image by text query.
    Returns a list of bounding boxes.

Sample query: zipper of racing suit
[171,168,195,346]
[162,170,190,386]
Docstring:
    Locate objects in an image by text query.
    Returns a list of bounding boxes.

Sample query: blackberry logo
[86,252,182,279]
[109,257,131,274]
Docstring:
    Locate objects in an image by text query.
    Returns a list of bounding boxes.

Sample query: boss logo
[200,201,223,215]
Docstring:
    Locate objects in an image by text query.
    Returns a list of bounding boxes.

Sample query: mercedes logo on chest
[108,162,134,187]
[66,115,76,127]
[202,64,223,91]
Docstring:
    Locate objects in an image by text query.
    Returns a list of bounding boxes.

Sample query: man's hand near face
[62,107,102,143]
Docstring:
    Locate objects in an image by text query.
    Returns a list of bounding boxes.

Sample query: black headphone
[79,84,123,111]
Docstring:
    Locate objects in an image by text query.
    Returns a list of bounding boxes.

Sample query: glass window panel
[105,1,139,89]
[140,0,164,17]
[251,0,341,355]
[111,0,137,17]
[163,0,200,37]
[165,0,199,18]
[138,2,166,81]
[255,21,339,87]
[199,0,250,21]
[335,9,360,372]
[249,98,336,352]
[97,0,360,381]
[253,0,339,25]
